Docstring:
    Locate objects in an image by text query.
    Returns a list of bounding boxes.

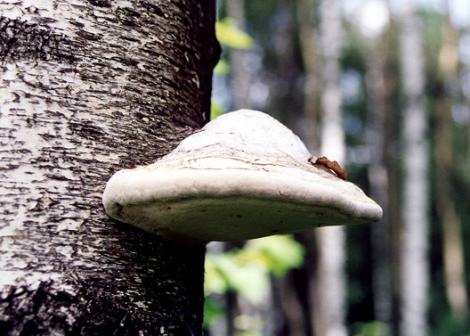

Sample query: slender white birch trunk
[363,9,393,327]
[314,0,347,335]
[0,1,219,334]
[295,1,320,334]
[226,0,251,109]
[398,1,429,335]
[435,5,468,322]
[297,0,320,152]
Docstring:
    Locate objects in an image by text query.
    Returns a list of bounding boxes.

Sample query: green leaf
[228,263,268,303]
[216,18,253,49]
[204,236,304,304]
[204,254,230,294]
[205,254,268,303]
[353,321,389,336]
[214,59,230,75]
[203,297,224,328]
[210,100,223,120]
[239,236,304,276]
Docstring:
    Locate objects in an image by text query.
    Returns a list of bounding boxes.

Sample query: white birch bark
[436,6,469,321]
[314,0,347,335]
[0,1,219,334]
[297,0,320,152]
[398,1,429,335]
[226,0,251,109]
[364,14,393,327]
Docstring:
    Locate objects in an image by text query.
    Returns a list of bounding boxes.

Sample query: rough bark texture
[398,1,429,335]
[0,1,219,335]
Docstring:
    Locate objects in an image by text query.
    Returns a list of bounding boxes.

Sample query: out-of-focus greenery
[210,16,253,120]
[203,236,304,327]
[216,18,253,49]
[203,296,225,328]
[213,17,253,77]
[352,321,390,336]
[210,100,223,120]
[210,1,470,335]
[214,59,230,75]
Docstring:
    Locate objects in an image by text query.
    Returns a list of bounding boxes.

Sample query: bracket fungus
[103,110,382,242]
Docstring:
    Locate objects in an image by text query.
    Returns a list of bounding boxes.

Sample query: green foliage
[238,235,304,277]
[204,235,304,326]
[205,235,303,303]
[353,321,389,336]
[203,298,224,328]
[210,100,223,120]
[214,59,230,75]
[236,332,261,336]
[212,17,253,81]
[216,18,253,49]
[419,9,444,75]
[205,252,268,303]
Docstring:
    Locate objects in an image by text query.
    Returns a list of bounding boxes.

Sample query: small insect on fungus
[309,156,348,180]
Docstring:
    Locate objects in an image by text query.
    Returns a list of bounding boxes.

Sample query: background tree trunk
[398,1,429,335]
[435,5,469,322]
[314,0,347,335]
[0,1,219,334]
[226,0,251,109]
[364,14,393,330]
[296,0,320,152]
[294,0,319,334]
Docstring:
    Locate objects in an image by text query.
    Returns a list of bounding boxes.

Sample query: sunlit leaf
[203,297,224,328]
[204,254,230,294]
[214,59,230,75]
[353,321,389,336]
[216,18,253,49]
[205,253,269,303]
[239,235,304,276]
[228,263,268,303]
[210,100,223,120]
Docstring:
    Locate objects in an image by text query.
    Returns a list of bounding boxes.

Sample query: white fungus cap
[103,110,382,242]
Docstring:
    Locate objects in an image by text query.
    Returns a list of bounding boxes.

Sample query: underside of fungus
[103,109,382,242]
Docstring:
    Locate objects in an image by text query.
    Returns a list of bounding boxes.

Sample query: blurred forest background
[204,0,470,335]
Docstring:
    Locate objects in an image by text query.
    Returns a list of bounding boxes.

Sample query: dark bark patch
[32,286,48,314]
[119,56,139,67]
[88,0,112,8]
[75,30,102,42]
[0,281,79,335]
[0,321,14,335]
[116,7,142,27]
[69,120,106,142]
[139,2,165,17]
[0,17,74,63]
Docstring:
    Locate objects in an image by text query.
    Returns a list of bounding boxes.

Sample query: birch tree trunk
[435,8,468,322]
[295,0,320,333]
[296,0,320,151]
[314,0,347,335]
[224,2,266,335]
[0,1,219,334]
[365,21,393,330]
[398,1,429,335]
[226,0,251,109]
